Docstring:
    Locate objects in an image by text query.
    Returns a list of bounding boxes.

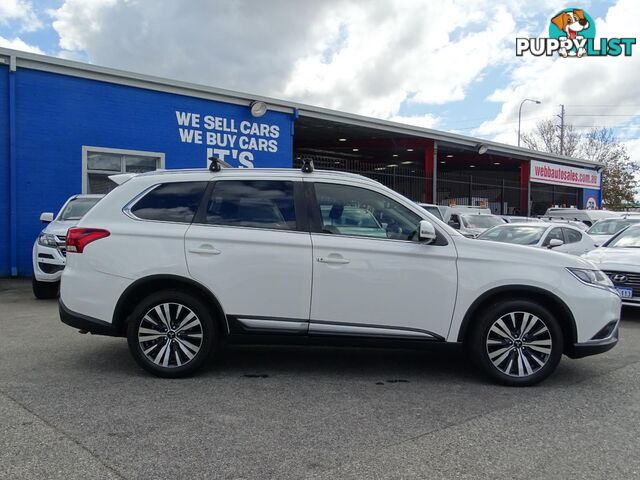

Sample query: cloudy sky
[1,0,639,157]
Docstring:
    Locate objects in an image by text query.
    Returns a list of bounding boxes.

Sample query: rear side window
[204,180,297,230]
[130,182,207,223]
[563,228,582,244]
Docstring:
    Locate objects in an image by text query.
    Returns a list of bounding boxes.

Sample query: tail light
[66,228,110,253]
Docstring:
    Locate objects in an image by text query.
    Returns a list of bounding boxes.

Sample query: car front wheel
[470,299,563,386]
[126,290,216,378]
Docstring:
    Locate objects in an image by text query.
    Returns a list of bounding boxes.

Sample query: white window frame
[81,146,166,194]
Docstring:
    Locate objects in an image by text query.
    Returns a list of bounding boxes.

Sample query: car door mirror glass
[548,238,564,248]
[419,220,437,243]
[40,212,54,223]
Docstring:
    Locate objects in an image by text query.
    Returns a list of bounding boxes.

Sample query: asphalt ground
[1,278,640,479]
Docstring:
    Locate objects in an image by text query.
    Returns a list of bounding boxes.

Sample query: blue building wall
[0,65,9,276]
[7,67,294,276]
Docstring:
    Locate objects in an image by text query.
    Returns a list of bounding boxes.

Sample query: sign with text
[175,109,290,168]
[530,160,601,190]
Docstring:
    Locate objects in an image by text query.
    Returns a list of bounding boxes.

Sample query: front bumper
[59,299,121,337]
[33,242,66,282]
[565,323,619,359]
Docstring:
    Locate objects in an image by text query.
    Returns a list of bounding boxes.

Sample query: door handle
[316,254,350,265]
[189,245,221,255]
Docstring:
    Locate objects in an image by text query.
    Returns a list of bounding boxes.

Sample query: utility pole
[557,104,565,155]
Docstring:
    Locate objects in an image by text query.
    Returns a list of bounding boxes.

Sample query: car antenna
[301,157,314,173]
[208,156,231,172]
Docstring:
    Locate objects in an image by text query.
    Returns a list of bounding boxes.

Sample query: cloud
[387,114,440,129]
[474,0,640,146]
[0,0,42,32]
[0,35,43,54]
[48,0,540,121]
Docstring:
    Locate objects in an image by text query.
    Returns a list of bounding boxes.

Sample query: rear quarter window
[130,182,208,223]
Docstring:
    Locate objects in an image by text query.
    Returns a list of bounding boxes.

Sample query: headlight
[566,267,614,290]
[37,233,58,248]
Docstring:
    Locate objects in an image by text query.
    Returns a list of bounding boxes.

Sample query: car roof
[123,167,381,186]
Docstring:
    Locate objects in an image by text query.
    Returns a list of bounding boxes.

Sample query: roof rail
[301,157,314,173]
[208,156,231,172]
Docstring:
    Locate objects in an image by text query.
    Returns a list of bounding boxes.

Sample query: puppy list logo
[516,8,636,58]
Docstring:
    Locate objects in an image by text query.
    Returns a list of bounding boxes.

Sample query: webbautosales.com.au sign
[530,160,601,189]
[517,8,635,58]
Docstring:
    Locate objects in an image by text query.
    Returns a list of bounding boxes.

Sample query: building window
[82,146,165,194]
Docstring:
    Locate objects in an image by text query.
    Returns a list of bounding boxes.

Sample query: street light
[518,98,542,147]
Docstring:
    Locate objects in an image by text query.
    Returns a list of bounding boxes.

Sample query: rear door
[185,178,313,334]
[307,180,458,340]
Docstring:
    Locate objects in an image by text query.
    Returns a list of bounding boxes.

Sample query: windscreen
[59,197,102,221]
[460,215,505,229]
[588,218,640,235]
[478,225,548,245]
[606,227,640,248]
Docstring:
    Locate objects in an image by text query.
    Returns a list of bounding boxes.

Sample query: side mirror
[548,238,564,249]
[448,220,460,229]
[40,212,54,224]
[419,220,437,243]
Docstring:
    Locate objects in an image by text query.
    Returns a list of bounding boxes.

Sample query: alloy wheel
[485,311,552,378]
[137,302,203,368]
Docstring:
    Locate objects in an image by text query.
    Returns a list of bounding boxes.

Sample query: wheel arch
[112,274,227,336]
[457,285,577,351]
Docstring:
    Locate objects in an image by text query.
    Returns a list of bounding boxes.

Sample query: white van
[543,208,617,227]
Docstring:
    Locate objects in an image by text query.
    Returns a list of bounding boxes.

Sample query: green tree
[521,121,638,208]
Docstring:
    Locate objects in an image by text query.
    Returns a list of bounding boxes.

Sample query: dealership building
[0,47,603,277]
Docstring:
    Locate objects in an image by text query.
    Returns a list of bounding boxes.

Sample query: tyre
[126,290,217,378]
[469,299,563,386]
[32,278,59,299]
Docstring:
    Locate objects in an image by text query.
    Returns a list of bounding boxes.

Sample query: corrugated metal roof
[0,47,601,169]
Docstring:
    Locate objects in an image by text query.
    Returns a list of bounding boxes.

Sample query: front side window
[313,183,421,240]
[204,180,297,231]
[542,227,564,246]
[130,182,207,223]
[85,148,163,194]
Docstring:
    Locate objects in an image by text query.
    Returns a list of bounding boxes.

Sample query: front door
[185,178,312,334]
[307,181,458,340]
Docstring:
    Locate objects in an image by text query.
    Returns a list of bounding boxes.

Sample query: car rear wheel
[469,299,563,386]
[32,278,59,299]
[126,290,216,378]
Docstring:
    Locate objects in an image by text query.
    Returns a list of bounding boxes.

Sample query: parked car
[543,207,617,227]
[587,217,640,246]
[59,164,620,386]
[441,205,491,223]
[417,203,444,221]
[447,212,506,238]
[477,222,596,256]
[582,224,640,307]
[32,194,104,299]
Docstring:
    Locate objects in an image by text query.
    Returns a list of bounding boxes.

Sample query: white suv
[59,163,621,386]
[32,194,104,299]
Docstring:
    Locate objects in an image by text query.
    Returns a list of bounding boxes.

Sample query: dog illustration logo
[549,8,595,58]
